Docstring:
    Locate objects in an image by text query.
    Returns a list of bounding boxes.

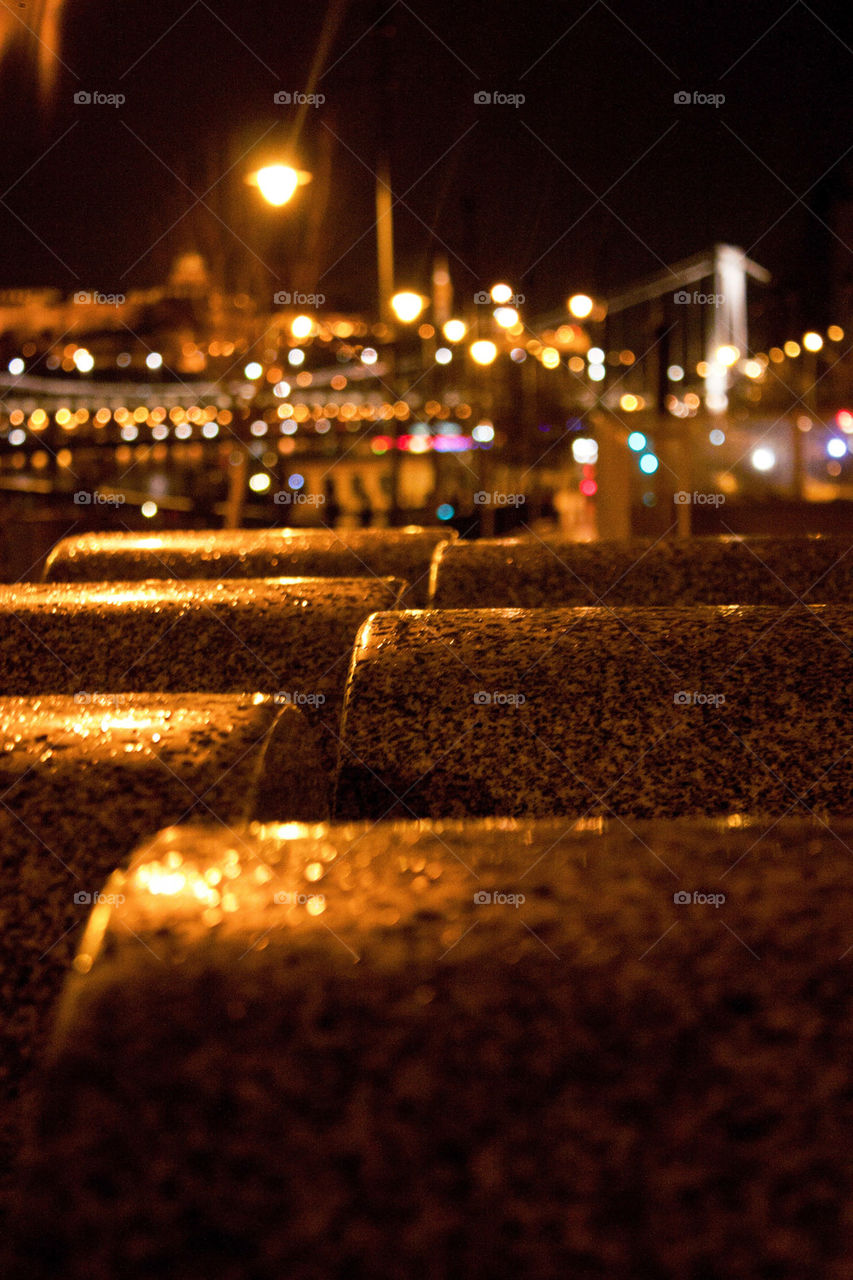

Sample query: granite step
[13,815,852,1279]
[43,526,457,606]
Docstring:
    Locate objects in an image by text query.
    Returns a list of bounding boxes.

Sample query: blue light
[827,438,847,459]
[639,453,659,474]
[437,503,455,521]
[627,431,646,452]
[288,473,304,489]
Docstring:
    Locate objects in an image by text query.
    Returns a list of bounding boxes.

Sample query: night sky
[1,0,852,320]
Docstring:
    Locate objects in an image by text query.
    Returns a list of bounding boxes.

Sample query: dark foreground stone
[11,815,853,1279]
[0,694,323,1219]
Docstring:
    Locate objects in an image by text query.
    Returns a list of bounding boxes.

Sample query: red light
[580,478,597,496]
[837,410,853,430]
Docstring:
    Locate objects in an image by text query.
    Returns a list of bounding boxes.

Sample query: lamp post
[386,291,427,522]
[222,163,312,530]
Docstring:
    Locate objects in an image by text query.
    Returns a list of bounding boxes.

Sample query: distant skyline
[0,0,851,322]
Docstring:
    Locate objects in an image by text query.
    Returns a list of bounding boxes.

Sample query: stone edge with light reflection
[11,815,853,1278]
[428,534,853,607]
[334,603,853,820]
[42,526,458,606]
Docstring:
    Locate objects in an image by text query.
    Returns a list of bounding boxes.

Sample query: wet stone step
[43,526,457,606]
[429,534,853,607]
[0,692,323,1217]
[13,815,853,1279]
[335,603,853,820]
[0,577,404,780]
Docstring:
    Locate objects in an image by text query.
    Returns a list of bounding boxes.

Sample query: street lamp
[390,291,426,324]
[246,163,312,207]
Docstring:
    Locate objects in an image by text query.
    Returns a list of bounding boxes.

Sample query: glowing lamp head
[255,164,301,206]
[390,291,425,324]
[802,331,823,352]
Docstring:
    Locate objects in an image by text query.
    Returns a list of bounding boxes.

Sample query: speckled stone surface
[12,815,853,1279]
[429,535,853,607]
[43,527,457,606]
[0,577,403,779]
[0,694,323,1223]
[335,604,853,820]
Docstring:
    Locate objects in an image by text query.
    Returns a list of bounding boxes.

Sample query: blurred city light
[470,340,497,365]
[493,306,519,328]
[291,315,313,340]
[442,319,467,342]
[751,447,776,471]
[568,294,593,318]
[572,437,598,464]
[490,283,513,304]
